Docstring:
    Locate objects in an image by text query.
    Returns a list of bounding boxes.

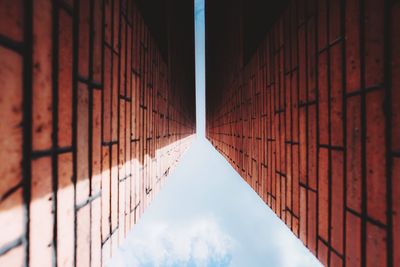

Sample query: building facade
[206,0,400,266]
[0,0,196,266]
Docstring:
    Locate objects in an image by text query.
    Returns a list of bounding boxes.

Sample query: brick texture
[206,0,399,266]
[0,0,195,266]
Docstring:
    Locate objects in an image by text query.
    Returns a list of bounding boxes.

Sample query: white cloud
[108,217,235,267]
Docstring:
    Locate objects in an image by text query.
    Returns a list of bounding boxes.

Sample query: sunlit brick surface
[206,0,400,266]
[0,0,195,266]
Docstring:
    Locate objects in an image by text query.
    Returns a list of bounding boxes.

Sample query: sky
[106,1,323,266]
[195,0,206,136]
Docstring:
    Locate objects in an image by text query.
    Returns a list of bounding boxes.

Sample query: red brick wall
[0,0,195,266]
[206,0,400,266]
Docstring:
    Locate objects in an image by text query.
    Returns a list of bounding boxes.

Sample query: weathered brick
[76,83,90,204]
[77,206,90,267]
[307,191,317,254]
[0,0,23,42]
[58,10,73,148]
[111,145,119,230]
[317,239,328,266]
[392,2,400,151]
[364,0,384,88]
[346,212,361,267]
[30,157,53,267]
[101,147,111,241]
[103,47,112,142]
[0,48,23,199]
[330,252,343,267]
[346,96,362,212]
[366,90,386,223]
[57,153,74,267]
[331,150,344,254]
[91,198,102,267]
[299,186,307,242]
[93,0,103,84]
[78,0,90,79]
[330,43,343,147]
[318,148,329,241]
[366,223,387,267]
[308,105,317,190]
[345,0,361,93]
[92,90,102,193]
[393,157,400,264]
[0,246,24,267]
[329,0,341,43]
[32,0,52,151]
[318,51,329,145]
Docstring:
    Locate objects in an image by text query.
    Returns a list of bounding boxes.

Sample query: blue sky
[195,0,206,136]
[107,1,322,266]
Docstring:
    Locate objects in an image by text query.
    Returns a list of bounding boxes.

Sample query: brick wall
[206,0,400,266]
[0,0,196,266]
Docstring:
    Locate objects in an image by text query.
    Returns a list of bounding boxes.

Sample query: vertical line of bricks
[0,0,195,266]
[206,0,399,266]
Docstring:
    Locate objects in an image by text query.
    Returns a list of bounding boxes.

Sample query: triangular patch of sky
[107,0,322,266]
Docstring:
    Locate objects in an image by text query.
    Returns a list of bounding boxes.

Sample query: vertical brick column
[206,0,399,266]
[0,1,196,266]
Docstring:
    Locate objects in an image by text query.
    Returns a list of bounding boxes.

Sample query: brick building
[1,0,400,266]
[206,0,400,266]
[0,0,195,266]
